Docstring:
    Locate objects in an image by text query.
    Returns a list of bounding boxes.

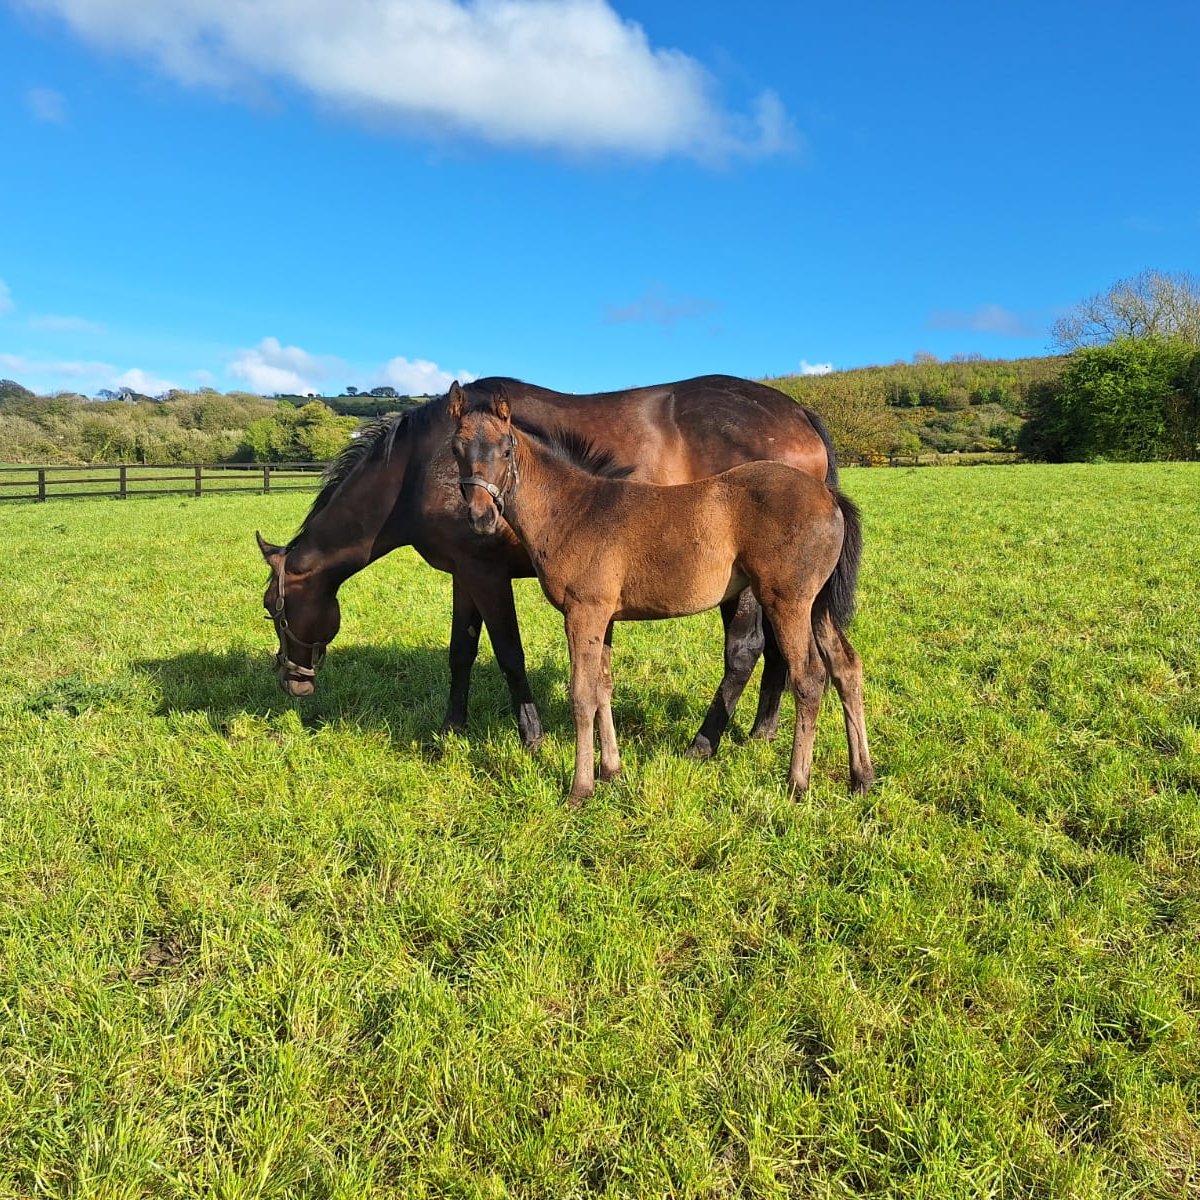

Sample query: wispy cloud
[0,280,13,317]
[604,285,718,326]
[227,336,470,396]
[28,313,106,334]
[798,359,832,376]
[926,304,1037,338]
[25,86,69,124]
[21,0,794,161]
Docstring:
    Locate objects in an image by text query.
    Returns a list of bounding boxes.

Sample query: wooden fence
[0,462,328,503]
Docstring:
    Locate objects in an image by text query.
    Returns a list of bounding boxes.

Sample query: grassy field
[1,463,1198,1198]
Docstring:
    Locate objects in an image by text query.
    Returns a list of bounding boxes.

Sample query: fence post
[37,468,46,501]
[119,465,128,499]
[194,464,202,498]
[263,464,271,494]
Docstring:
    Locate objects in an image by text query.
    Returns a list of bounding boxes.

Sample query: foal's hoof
[851,770,875,795]
[599,764,622,782]
[685,735,716,761]
[566,789,592,809]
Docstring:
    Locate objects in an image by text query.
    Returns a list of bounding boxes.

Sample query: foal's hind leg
[597,622,622,782]
[687,591,764,759]
[812,608,874,794]
[761,599,826,797]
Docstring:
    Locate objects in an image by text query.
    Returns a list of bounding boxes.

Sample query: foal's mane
[512,417,634,480]
[289,399,440,546]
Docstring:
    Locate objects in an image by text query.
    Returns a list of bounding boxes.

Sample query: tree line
[3,269,1197,466]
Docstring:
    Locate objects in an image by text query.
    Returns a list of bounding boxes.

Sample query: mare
[258,374,841,757]
[449,384,873,801]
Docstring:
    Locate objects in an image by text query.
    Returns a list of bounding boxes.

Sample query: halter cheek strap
[267,558,327,678]
[459,430,519,516]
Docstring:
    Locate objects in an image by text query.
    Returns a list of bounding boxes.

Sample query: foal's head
[447,382,516,536]
[256,533,341,697]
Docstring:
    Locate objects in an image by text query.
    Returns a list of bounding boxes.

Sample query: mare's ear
[493,384,511,423]
[447,380,465,420]
[256,530,286,568]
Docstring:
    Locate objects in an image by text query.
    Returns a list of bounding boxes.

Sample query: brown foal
[448,384,873,803]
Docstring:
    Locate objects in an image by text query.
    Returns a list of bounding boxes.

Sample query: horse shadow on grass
[131,644,723,758]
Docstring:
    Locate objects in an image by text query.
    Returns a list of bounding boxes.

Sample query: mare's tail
[814,491,862,632]
[801,404,840,491]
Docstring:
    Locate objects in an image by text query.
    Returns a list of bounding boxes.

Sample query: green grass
[1,463,1198,1198]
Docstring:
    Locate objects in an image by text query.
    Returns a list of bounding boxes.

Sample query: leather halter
[459,429,519,516]
[266,556,326,681]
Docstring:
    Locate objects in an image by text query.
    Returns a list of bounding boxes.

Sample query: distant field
[1,464,1198,1198]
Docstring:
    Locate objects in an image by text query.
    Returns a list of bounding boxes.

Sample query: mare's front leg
[441,573,482,735]
[687,590,764,759]
[564,607,611,804]
[469,570,544,751]
[749,610,792,742]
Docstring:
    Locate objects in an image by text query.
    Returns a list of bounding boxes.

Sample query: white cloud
[798,359,833,375]
[227,336,338,395]
[926,304,1036,338]
[227,336,468,396]
[20,0,794,160]
[0,280,13,317]
[25,86,69,124]
[379,355,470,395]
[115,367,177,395]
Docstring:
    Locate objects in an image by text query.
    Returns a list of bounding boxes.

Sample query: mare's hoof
[685,736,716,761]
[749,722,781,742]
[522,735,545,754]
[851,771,875,795]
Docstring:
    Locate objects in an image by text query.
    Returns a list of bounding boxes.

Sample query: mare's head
[448,382,516,537]
[256,533,342,697]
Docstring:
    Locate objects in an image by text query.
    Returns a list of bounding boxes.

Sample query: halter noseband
[267,556,326,681]
[460,429,519,516]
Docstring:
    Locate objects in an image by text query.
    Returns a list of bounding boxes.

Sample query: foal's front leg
[564,607,612,804]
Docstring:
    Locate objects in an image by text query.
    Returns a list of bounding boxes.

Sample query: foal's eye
[503,446,513,458]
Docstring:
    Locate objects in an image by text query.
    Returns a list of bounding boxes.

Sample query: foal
[448,385,873,802]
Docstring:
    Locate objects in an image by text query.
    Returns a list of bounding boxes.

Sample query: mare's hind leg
[687,591,764,759]
[762,599,826,797]
[597,622,622,782]
[442,574,482,735]
[813,608,874,793]
[564,607,611,804]
[470,573,544,751]
[748,611,795,742]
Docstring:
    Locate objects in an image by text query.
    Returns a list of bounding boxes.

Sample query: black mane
[512,418,634,480]
[289,399,441,546]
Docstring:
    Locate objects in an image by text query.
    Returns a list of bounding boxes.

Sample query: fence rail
[0,462,329,502]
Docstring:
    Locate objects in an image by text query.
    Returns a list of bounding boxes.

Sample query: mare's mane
[289,398,440,547]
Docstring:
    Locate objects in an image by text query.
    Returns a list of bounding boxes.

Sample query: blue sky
[1,0,1198,397]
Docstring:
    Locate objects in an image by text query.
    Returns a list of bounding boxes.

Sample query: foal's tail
[814,491,862,632]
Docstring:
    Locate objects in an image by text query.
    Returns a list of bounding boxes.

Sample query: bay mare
[448,384,873,801]
[258,375,841,757]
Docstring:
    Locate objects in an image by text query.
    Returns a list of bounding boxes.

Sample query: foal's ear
[447,380,465,420]
[256,530,285,568]
[493,385,511,423]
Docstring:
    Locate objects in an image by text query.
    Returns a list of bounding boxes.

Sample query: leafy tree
[1052,269,1200,351]
[1021,337,1200,461]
